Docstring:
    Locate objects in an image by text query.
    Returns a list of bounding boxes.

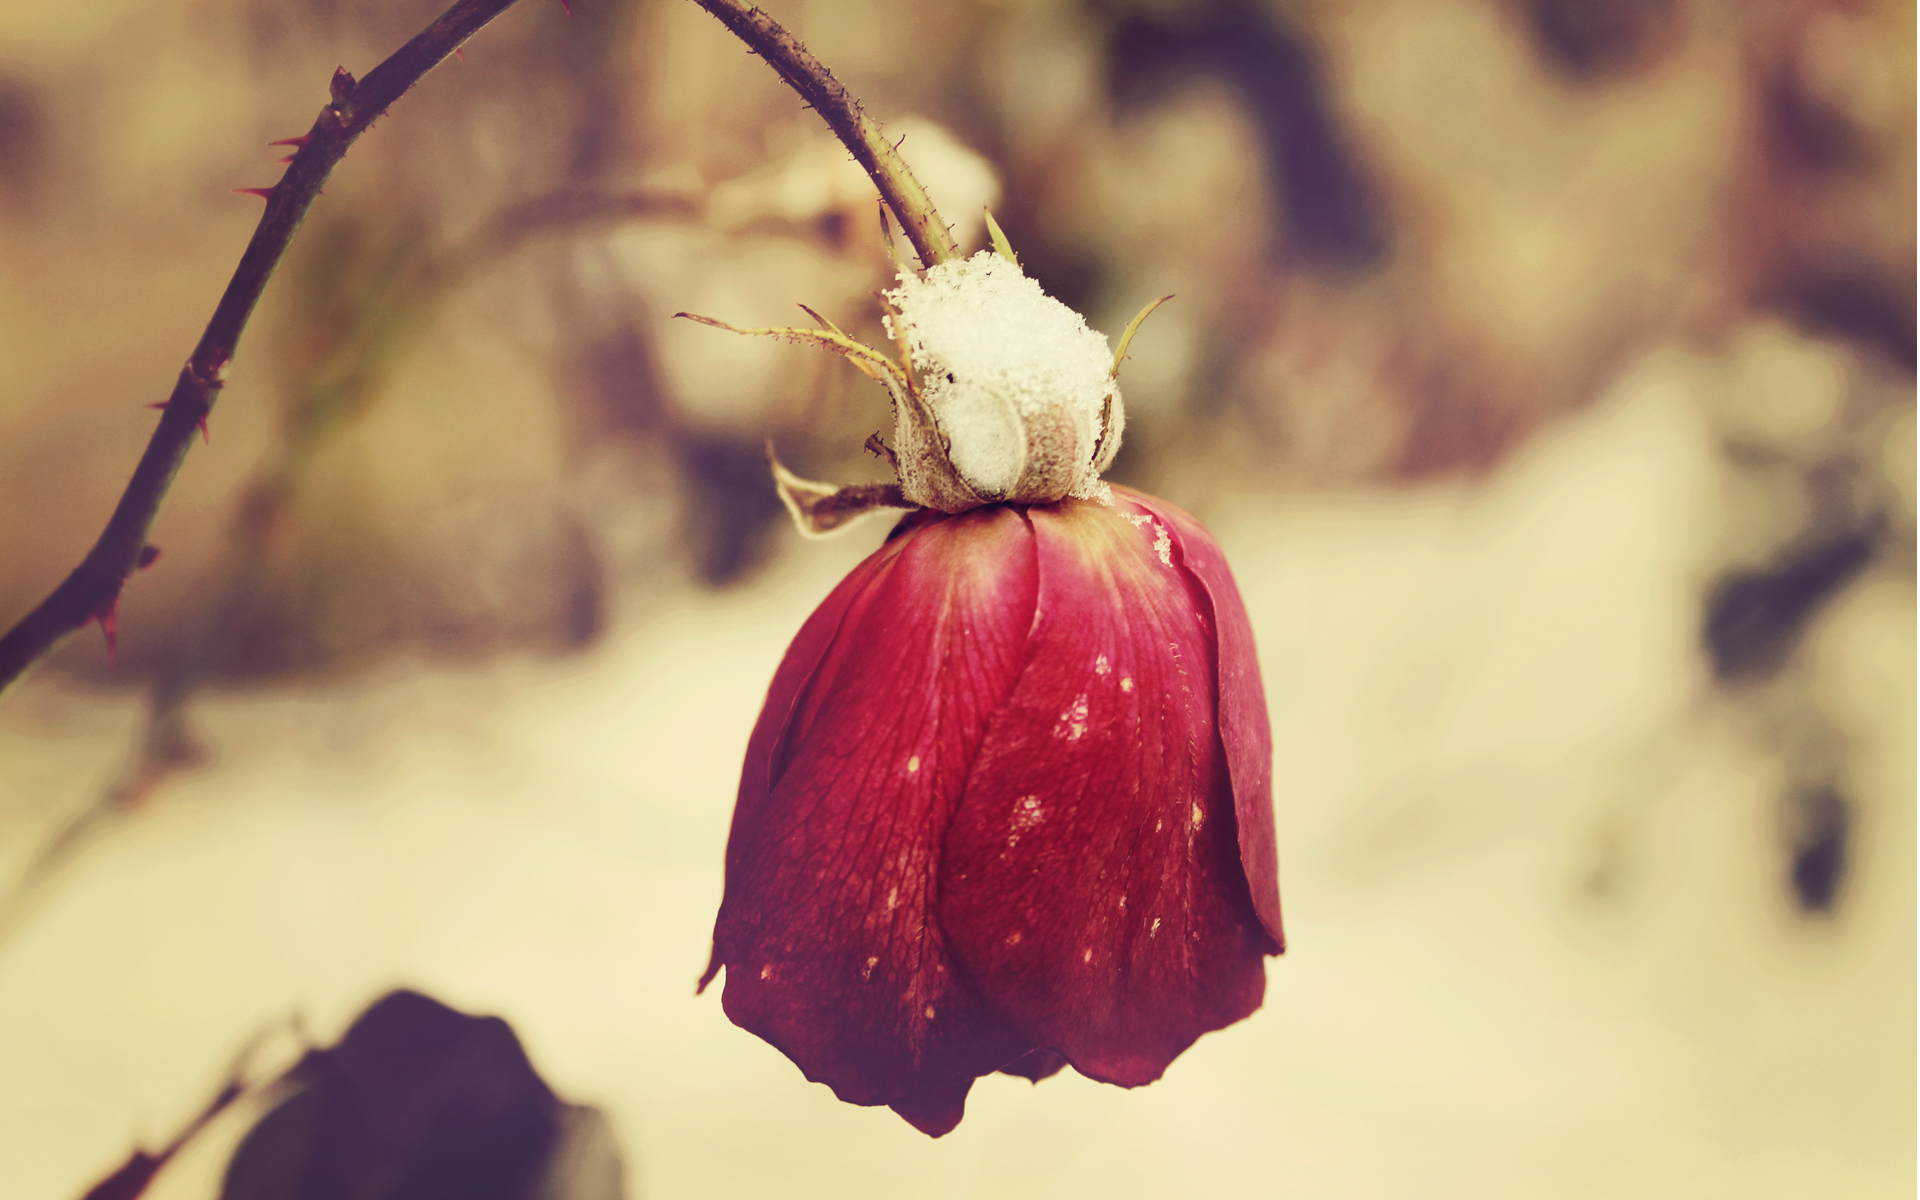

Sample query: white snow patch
[884,251,1120,501]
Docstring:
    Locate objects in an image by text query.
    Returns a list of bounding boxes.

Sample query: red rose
[700,485,1283,1136]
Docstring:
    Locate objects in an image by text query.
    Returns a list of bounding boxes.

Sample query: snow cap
[883,251,1122,509]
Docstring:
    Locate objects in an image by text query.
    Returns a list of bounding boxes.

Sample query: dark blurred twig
[688,0,960,270]
[76,1016,298,1200]
[0,0,528,696]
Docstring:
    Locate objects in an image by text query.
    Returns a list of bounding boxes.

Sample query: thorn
[137,545,162,571]
[276,155,296,165]
[235,187,274,199]
[147,402,211,444]
[267,135,310,148]
[560,0,572,13]
[453,47,466,63]
[93,596,120,665]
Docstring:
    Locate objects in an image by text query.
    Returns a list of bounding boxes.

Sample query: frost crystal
[884,251,1122,505]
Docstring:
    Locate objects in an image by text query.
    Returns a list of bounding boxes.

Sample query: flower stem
[0,0,526,696]
[688,0,961,269]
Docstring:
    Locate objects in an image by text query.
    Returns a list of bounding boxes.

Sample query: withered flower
[690,237,1283,1136]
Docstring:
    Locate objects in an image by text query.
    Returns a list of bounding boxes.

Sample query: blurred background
[0,0,1912,1195]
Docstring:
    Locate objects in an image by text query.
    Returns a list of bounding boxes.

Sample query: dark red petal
[998,1048,1068,1082]
[938,497,1273,1088]
[708,507,1040,1133]
[1120,486,1283,951]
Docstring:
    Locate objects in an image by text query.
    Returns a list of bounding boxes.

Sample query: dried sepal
[983,208,1019,270]
[767,444,912,537]
[676,307,987,513]
[1110,294,1174,380]
[680,250,1152,514]
[672,310,907,385]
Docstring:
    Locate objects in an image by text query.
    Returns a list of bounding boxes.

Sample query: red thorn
[137,545,162,570]
[560,0,572,14]
[276,154,296,164]
[93,596,120,665]
[147,401,211,444]
[453,47,466,63]
[235,187,274,199]
[268,134,310,148]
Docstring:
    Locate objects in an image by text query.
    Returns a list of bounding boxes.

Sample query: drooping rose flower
[699,487,1282,1135]
[688,241,1283,1137]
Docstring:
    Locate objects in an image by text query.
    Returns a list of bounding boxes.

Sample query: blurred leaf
[222,989,626,1200]
[528,1106,629,1200]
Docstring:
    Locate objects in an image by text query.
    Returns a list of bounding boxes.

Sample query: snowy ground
[1,356,1911,1199]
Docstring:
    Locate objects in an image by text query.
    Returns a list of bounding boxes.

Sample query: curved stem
[0,0,527,696]
[688,0,961,269]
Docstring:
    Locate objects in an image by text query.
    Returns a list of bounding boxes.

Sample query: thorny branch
[77,1016,299,1200]
[0,0,529,696]
[0,185,700,949]
[687,0,961,270]
[0,0,954,928]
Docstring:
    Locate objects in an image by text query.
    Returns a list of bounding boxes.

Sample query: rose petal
[938,498,1272,1087]
[706,507,1040,1134]
[998,1048,1069,1083]
[1120,487,1284,951]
